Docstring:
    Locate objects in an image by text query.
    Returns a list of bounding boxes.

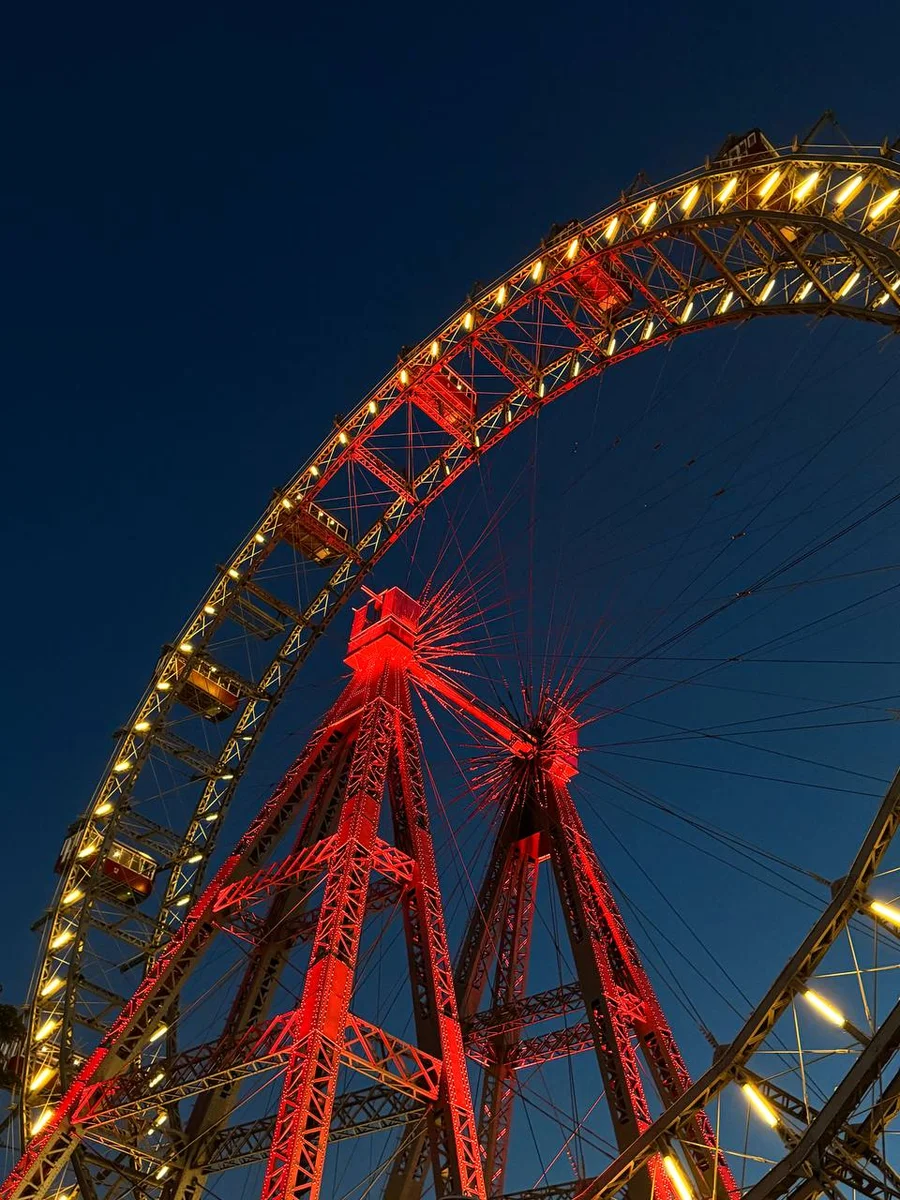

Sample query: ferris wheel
[6,125,900,1200]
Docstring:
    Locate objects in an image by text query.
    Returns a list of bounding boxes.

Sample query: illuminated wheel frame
[21,139,900,1200]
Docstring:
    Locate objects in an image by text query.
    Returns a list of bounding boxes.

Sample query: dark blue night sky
[5,3,900,1193]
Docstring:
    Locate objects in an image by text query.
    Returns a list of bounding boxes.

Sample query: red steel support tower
[0,586,737,1200]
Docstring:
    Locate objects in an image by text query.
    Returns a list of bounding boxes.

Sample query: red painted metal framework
[1,589,740,1200]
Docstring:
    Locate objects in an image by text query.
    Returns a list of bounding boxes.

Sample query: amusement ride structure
[6,124,900,1200]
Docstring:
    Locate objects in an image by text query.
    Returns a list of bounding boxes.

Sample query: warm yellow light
[154,1110,168,1126]
[204,811,219,821]
[836,270,860,300]
[30,1107,55,1137]
[28,1066,55,1094]
[803,988,845,1027]
[149,1071,165,1087]
[281,496,293,510]
[835,173,864,206]
[95,800,114,816]
[175,895,190,907]
[742,1082,778,1127]
[717,289,735,314]
[308,464,320,478]
[76,843,99,860]
[875,290,890,308]
[368,400,378,414]
[566,237,580,260]
[187,852,203,864]
[662,1155,694,1200]
[34,1019,58,1043]
[871,899,900,926]
[758,169,782,200]
[462,311,474,331]
[640,200,657,227]
[870,188,900,222]
[134,718,152,732]
[202,605,216,617]
[641,320,654,341]
[531,259,544,282]
[759,278,776,302]
[337,430,348,446]
[399,368,409,385]
[606,334,617,356]
[538,381,546,398]
[793,169,820,202]
[61,889,83,907]
[572,358,581,377]
[795,279,814,302]
[495,284,507,307]
[604,215,619,241]
[680,184,700,214]
[40,976,65,999]
[113,760,133,773]
[156,1166,170,1181]
[49,929,73,952]
[178,641,194,654]
[680,299,694,324]
[717,176,738,204]
[148,1024,168,1043]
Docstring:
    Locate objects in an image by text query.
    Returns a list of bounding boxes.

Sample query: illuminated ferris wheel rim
[21,133,900,1193]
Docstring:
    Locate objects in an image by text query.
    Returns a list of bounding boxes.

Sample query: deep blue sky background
[4,4,900,1184]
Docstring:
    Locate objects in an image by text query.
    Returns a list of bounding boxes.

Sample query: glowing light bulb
[368,400,378,414]
[61,889,83,907]
[759,278,776,302]
[178,641,194,654]
[462,311,474,331]
[113,760,133,773]
[604,216,619,241]
[680,184,700,214]
[48,921,73,950]
[134,719,152,731]
[148,1024,168,1043]
[717,176,738,204]
[95,800,114,816]
[30,1107,55,1137]
[34,1019,58,1043]
[793,169,819,201]
[40,976,65,999]
[758,169,782,200]
[870,188,900,221]
[640,200,657,227]
[531,259,544,282]
[835,173,864,206]
[281,497,293,510]
[28,1066,55,1094]
[680,299,694,324]
[871,899,900,926]
[742,1082,778,1127]
[803,989,845,1027]
[566,237,580,259]
[399,368,409,385]
[662,1155,694,1200]
[430,339,440,357]
[836,269,860,299]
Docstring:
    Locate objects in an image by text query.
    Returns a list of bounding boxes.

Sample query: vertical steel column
[477,832,540,1196]
[260,680,394,1200]
[389,677,486,1200]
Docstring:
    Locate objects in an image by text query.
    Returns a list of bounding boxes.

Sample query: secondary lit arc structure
[17,135,900,1200]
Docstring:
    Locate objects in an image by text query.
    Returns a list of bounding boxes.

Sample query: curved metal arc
[20,143,900,1192]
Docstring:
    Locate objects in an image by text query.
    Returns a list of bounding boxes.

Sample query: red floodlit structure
[2,586,737,1200]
